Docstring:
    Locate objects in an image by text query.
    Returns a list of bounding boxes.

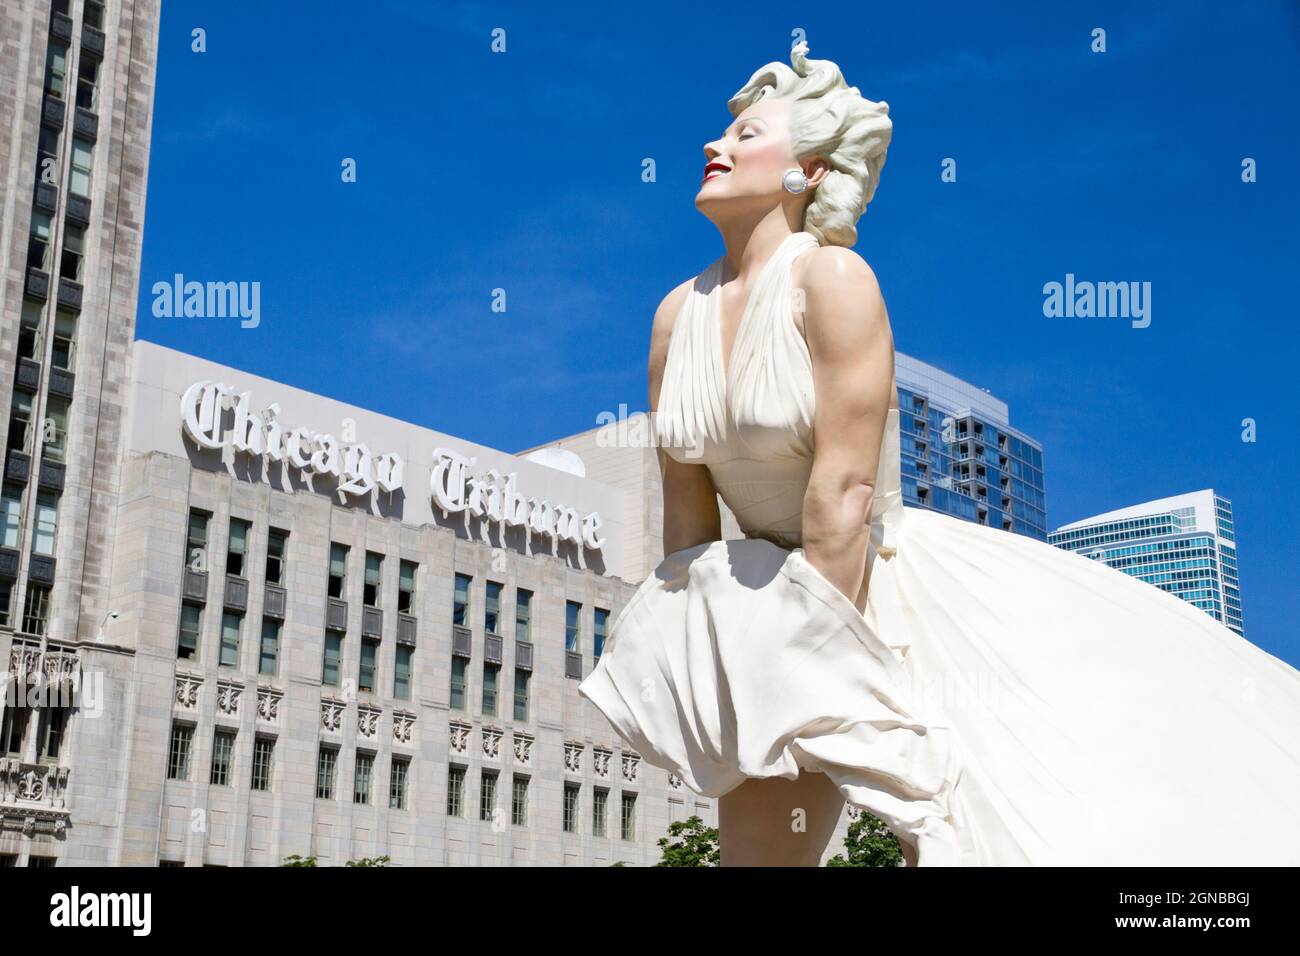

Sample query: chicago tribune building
[0,1,1055,867]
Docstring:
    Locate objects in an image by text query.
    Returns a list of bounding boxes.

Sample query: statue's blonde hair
[727,41,891,247]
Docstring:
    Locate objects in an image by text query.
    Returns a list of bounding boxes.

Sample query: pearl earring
[781,168,809,194]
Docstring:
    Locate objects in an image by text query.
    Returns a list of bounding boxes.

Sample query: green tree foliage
[281,854,391,867]
[655,815,721,867]
[825,809,906,867]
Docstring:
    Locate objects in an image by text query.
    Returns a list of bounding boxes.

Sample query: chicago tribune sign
[179,381,605,550]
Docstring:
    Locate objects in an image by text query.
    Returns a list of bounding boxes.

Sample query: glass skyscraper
[1048,489,1244,636]
[895,352,1048,541]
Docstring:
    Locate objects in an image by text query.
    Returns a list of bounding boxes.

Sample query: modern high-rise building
[895,353,1047,541]
[1049,489,1244,637]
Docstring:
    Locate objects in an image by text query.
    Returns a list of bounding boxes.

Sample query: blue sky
[136,1,1300,661]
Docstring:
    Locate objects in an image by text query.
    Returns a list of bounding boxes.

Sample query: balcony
[263,583,286,620]
[4,450,31,484]
[515,640,533,671]
[565,651,583,680]
[0,760,71,834]
[361,606,382,639]
[57,277,82,311]
[41,95,64,130]
[182,567,208,602]
[484,633,502,665]
[451,625,471,658]
[15,358,41,392]
[396,613,417,646]
[223,575,248,612]
[48,367,74,398]
[28,554,56,584]
[325,598,347,632]
[73,107,97,141]
[33,181,58,212]
[25,267,49,301]
[37,459,65,492]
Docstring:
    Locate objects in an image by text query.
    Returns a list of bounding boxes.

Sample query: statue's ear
[804,156,833,190]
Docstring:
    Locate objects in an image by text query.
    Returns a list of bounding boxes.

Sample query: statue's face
[695,95,799,218]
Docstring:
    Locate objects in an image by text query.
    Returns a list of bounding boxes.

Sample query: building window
[22,585,51,636]
[358,638,378,694]
[218,612,241,668]
[42,396,69,464]
[186,509,210,572]
[484,581,502,634]
[43,42,68,99]
[225,518,249,576]
[452,573,470,626]
[397,560,416,613]
[264,528,287,584]
[621,792,637,840]
[563,782,580,833]
[566,601,582,653]
[389,757,409,810]
[593,788,608,838]
[513,668,529,722]
[209,730,236,786]
[83,0,104,30]
[316,746,338,800]
[75,57,99,113]
[60,223,85,283]
[0,580,14,629]
[32,491,58,556]
[512,775,528,827]
[37,707,69,762]
[7,392,32,453]
[594,607,609,659]
[0,855,17,867]
[449,656,466,710]
[27,856,56,867]
[1,705,30,757]
[251,737,274,792]
[479,770,497,822]
[2,484,24,549]
[446,765,465,817]
[27,212,52,273]
[322,633,342,686]
[19,299,43,359]
[394,644,412,700]
[515,588,532,642]
[327,543,348,598]
[481,663,498,716]
[363,552,382,607]
[166,724,193,780]
[176,603,201,660]
[36,128,58,188]
[353,751,373,805]
[258,618,280,675]
[69,136,93,197]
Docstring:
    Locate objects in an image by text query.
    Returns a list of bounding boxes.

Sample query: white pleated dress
[578,230,1300,865]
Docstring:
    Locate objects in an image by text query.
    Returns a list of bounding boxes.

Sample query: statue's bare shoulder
[647,276,696,409]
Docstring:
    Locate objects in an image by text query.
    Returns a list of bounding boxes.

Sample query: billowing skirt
[578,508,1300,865]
